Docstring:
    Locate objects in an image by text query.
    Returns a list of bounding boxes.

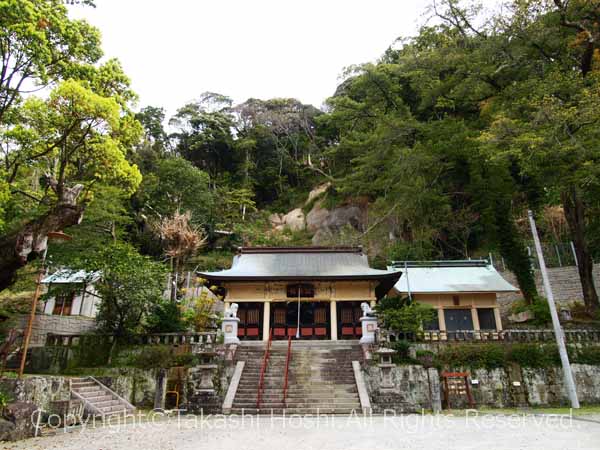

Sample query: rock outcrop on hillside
[270,183,367,245]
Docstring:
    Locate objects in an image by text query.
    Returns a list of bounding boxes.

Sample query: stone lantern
[375,347,397,390]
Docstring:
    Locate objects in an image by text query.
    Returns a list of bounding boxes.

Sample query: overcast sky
[69,0,498,117]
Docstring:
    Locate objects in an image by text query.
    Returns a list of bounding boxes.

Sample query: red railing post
[256,329,273,410]
[282,336,292,407]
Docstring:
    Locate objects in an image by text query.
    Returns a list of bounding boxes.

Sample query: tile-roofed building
[199,247,402,341]
[388,260,519,333]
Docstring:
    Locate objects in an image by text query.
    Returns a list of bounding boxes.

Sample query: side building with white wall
[388,260,519,332]
[41,269,102,318]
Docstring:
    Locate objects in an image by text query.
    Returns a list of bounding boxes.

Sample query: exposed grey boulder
[268,213,284,227]
[282,208,305,231]
[311,228,334,246]
[321,205,366,231]
[2,401,38,441]
[0,418,15,441]
[306,201,330,232]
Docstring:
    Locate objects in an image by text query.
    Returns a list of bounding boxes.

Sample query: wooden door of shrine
[271,302,329,339]
[337,301,363,339]
[237,302,263,340]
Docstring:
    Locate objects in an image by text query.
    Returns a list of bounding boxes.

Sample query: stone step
[98,405,133,413]
[237,383,358,390]
[77,390,106,398]
[229,407,362,415]
[235,397,361,404]
[75,386,104,393]
[231,342,362,416]
[83,394,114,403]
[70,378,134,416]
[71,381,96,388]
[233,403,361,411]
[235,395,360,402]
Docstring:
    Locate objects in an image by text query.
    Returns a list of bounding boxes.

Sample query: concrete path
[3,413,600,450]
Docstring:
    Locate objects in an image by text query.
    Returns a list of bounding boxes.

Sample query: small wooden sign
[441,371,475,409]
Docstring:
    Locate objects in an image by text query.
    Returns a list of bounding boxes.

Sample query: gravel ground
[2,412,600,450]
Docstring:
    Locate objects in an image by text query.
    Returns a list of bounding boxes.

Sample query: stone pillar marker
[428,367,442,413]
[154,368,167,410]
[222,302,240,345]
[359,302,377,344]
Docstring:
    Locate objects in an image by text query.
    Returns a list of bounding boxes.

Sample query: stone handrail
[377,328,600,344]
[88,375,136,411]
[46,331,218,348]
[69,379,105,419]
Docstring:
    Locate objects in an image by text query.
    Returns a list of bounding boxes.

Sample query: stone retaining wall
[0,376,71,413]
[0,369,158,412]
[93,368,158,408]
[16,314,98,347]
[364,362,600,412]
[497,263,600,312]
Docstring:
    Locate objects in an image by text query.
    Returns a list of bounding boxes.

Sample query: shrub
[415,349,436,367]
[70,336,113,368]
[436,344,506,370]
[0,389,12,411]
[507,343,560,368]
[391,340,414,364]
[376,296,436,333]
[183,290,217,332]
[146,301,187,333]
[173,353,198,367]
[574,346,600,365]
[569,301,596,321]
[129,346,175,369]
[511,297,551,326]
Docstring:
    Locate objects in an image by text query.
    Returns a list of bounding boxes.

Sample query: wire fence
[488,241,597,272]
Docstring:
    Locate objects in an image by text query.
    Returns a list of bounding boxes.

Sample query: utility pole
[18,249,47,378]
[18,231,71,378]
[528,210,580,408]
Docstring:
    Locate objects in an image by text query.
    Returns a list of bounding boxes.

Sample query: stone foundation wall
[17,314,98,347]
[0,376,71,413]
[93,368,158,408]
[364,362,600,412]
[497,263,600,312]
[364,364,433,413]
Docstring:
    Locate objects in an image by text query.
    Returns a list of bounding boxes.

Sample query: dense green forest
[1,0,600,316]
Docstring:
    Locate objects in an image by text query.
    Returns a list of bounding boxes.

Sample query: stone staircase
[231,340,364,415]
[70,377,135,418]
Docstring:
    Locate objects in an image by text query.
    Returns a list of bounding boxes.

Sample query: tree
[234,98,325,194]
[46,184,133,268]
[469,0,600,312]
[134,157,213,224]
[0,79,141,290]
[0,0,102,125]
[169,93,237,186]
[157,211,206,300]
[85,243,166,362]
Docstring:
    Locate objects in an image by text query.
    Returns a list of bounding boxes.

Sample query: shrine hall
[198,246,402,341]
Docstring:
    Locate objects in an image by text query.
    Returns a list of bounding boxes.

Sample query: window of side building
[477,308,497,330]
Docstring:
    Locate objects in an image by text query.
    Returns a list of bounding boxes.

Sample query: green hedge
[433,343,600,370]
[436,344,506,370]
[574,346,600,365]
